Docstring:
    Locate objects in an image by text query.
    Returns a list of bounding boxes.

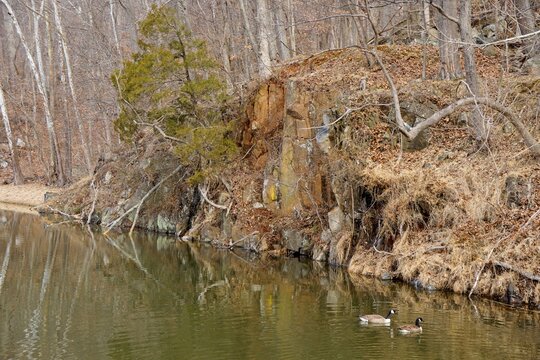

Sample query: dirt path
[0,184,60,207]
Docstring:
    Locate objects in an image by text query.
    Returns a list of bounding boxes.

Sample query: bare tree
[256,0,272,78]
[433,0,462,79]
[51,0,93,174]
[0,0,65,185]
[0,77,24,184]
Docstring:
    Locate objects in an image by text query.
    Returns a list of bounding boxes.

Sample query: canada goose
[398,317,423,334]
[359,309,396,324]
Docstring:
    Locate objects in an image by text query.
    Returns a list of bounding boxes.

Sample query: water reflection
[0,209,538,359]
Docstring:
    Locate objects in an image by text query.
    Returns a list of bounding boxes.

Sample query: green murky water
[0,209,539,359]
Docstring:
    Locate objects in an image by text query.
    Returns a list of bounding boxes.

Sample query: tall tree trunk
[459,0,488,143]
[51,0,92,174]
[0,0,65,185]
[109,0,122,60]
[0,79,23,184]
[256,0,272,78]
[286,0,296,57]
[0,6,16,81]
[434,0,462,79]
[239,0,258,55]
[274,1,290,61]
[515,0,537,56]
[421,0,430,79]
[219,0,233,89]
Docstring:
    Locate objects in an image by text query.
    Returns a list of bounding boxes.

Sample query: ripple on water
[0,210,539,359]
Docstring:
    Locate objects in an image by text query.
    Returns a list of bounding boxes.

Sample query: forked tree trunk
[0,0,65,185]
[0,79,24,184]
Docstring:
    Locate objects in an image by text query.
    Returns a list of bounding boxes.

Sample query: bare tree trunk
[286,0,296,57]
[459,0,488,143]
[274,1,290,61]
[0,0,65,185]
[256,0,272,78]
[109,0,122,60]
[514,0,538,56]
[51,0,92,174]
[434,0,462,79]
[421,0,430,79]
[239,0,258,54]
[0,78,23,184]
[0,6,16,81]
[218,0,233,89]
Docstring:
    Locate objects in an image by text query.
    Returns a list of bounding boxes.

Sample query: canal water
[0,209,539,359]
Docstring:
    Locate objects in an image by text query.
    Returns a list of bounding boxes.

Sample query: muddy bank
[42,46,540,307]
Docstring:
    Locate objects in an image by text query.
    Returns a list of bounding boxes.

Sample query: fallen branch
[86,182,98,225]
[494,261,540,282]
[129,164,184,235]
[469,207,538,298]
[104,164,183,234]
[469,233,511,299]
[45,205,82,221]
[198,185,228,210]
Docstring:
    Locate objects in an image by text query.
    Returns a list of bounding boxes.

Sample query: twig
[299,103,391,131]
[372,245,393,256]
[227,231,259,249]
[45,205,82,221]
[493,261,540,282]
[128,164,184,235]
[87,183,98,225]
[468,208,538,299]
[469,232,511,299]
[241,143,256,160]
[521,207,540,229]
[104,164,183,234]
[198,184,228,210]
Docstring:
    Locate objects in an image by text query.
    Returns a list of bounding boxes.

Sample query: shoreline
[0,184,60,207]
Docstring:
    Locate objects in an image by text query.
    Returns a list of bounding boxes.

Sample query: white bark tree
[256,0,272,78]
[0,0,65,185]
[0,78,24,184]
[51,0,93,174]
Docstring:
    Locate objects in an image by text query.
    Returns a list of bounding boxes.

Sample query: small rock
[312,244,328,262]
[44,192,57,202]
[103,171,113,185]
[328,207,345,233]
[0,160,8,169]
[253,202,264,209]
[380,272,393,280]
[16,138,25,148]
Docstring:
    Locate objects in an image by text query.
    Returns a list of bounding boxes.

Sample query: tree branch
[198,185,228,210]
[428,0,460,26]
[494,261,540,282]
[104,164,184,234]
[354,46,540,158]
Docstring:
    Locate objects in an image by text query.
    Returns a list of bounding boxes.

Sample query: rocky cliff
[46,45,540,307]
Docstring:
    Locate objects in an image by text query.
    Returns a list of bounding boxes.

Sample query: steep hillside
[45,44,540,306]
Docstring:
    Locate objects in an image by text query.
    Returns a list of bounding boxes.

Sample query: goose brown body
[358,309,396,324]
[398,317,423,334]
